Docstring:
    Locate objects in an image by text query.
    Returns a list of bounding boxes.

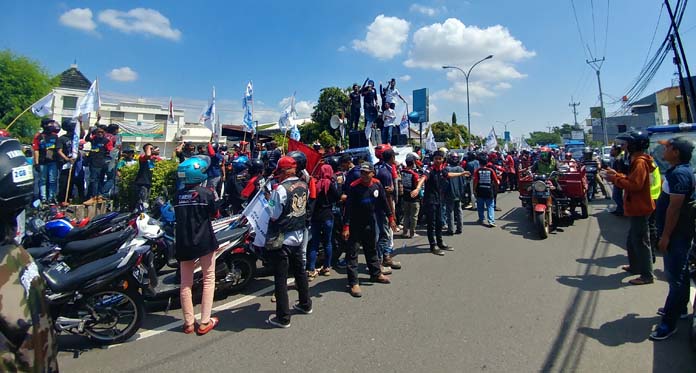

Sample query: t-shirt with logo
[38,133,58,164]
[88,137,113,168]
[474,166,499,199]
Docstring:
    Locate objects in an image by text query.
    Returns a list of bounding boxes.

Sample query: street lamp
[443,55,493,148]
[496,119,515,146]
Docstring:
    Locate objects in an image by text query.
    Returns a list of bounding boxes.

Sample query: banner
[243,81,254,133]
[31,91,54,117]
[242,190,270,247]
[484,127,497,152]
[425,127,437,152]
[399,110,409,136]
[114,120,165,137]
[200,87,216,133]
[278,93,296,133]
[288,138,321,174]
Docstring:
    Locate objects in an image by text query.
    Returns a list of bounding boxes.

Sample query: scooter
[585,164,598,202]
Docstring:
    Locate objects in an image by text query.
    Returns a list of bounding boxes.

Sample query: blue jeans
[88,165,107,198]
[308,218,334,271]
[382,126,394,144]
[477,197,495,224]
[612,185,624,213]
[377,215,394,258]
[40,163,58,202]
[661,236,692,329]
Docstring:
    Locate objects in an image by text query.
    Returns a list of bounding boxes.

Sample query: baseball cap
[275,156,297,172]
[658,136,695,156]
[359,162,374,172]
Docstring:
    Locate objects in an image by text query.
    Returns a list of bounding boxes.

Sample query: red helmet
[374,144,392,159]
[0,129,10,137]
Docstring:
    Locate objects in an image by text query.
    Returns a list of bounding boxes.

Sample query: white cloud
[278,97,315,118]
[98,8,181,41]
[107,67,138,82]
[337,45,347,52]
[398,75,412,82]
[405,18,534,103]
[352,15,410,60]
[59,8,97,32]
[409,4,446,17]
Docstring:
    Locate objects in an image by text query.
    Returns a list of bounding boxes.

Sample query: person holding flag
[56,119,78,205]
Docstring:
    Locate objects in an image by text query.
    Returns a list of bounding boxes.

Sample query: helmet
[326,156,340,171]
[447,152,461,165]
[232,155,250,173]
[249,158,264,175]
[374,144,392,160]
[46,121,60,133]
[287,151,307,172]
[477,152,488,163]
[540,151,551,162]
[177,157,209,184]
[564,152,572,160]
[0,137,34,216]
[0,129,9,138]
[212,143,219,152]
[61,118,77,132]
[438,147,449,154]
[616,131,649,153]
[220,145,228,152]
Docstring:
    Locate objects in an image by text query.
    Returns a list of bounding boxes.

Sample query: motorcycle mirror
[32,199,40,208]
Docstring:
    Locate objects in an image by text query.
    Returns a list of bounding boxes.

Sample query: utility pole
[665,0,695,123]
[587,57,608,145]
[569,98,580,127]
[669,34,692,122]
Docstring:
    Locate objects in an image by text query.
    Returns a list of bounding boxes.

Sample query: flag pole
[5,104,35,130]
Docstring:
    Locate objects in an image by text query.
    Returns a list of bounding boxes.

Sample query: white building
[51,64,212,156]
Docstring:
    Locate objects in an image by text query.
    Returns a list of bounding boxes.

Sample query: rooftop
[57,64,91,90]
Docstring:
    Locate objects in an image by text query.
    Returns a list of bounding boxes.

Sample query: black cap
[359,162,374,172]
[658,136,695,158]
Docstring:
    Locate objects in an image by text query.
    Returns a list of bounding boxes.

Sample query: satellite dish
[330,115,341,129]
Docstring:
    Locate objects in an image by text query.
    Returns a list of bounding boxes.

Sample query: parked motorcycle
[585,163,598,202]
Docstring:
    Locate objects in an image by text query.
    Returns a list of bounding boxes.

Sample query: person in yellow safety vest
[648,161,662,262]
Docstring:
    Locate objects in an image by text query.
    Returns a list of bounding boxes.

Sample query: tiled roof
[57,66,91,90]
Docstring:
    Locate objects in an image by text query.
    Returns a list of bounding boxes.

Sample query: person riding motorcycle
[0,137,58,372]
[531,148,557,175]
[582,147,610,199]
[564,152,574,162]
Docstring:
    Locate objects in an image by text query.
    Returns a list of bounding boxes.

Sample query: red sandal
[182,323,195,334]
[196,317,219,335]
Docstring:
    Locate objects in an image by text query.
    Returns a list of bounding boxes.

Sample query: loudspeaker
[349,130,368,148]
[391,133,408,146]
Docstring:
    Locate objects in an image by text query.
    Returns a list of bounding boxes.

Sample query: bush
[116,159,178,209]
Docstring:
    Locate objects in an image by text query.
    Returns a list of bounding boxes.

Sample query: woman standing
[308,164,340,279]
[174,156,219,335]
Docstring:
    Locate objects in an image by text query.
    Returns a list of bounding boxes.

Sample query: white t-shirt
[386,87,400,104]
[383,108,397,127]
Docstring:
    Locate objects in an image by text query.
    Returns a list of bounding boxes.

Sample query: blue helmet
[232,155,250,173]
[177,157,209,184]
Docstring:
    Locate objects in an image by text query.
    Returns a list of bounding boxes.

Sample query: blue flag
[243,81,254,133]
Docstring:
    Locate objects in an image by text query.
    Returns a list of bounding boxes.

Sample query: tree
[525,131,561,146]
[428,121,479,147]
[0,50,58,143]
[451,112,457,125]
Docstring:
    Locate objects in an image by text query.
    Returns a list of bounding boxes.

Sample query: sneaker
[293,302,313,314]
[369,274,391,284]
[430,247,445,256]
[649,323,678,341]
[477,219,484,225]
[266,315,291,328]
[438,244,453,251]
[381,266,393,275]
[488,221,497,227]
[336,258,347,269]
[383,254,401,270]
[410,232,418,238]
[349,284,362,298]
[444,231,454,236]
[455,230,462,235]
[656,307,690,320]
[494,207,502,212]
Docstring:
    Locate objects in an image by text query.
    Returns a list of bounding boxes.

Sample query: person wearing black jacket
[307,164,340,279]
[444,152,465,235]
[342,162,393,298]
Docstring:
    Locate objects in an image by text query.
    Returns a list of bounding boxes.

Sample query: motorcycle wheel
[226,255,255,293]
[535,211,549,239]
[153,249,167,273]
[587,183,595,202]
[580,197,589,219]
[81,286,145,345]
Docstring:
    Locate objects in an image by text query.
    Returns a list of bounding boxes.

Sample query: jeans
[347,223,381,285]
[266,244,311,325]
[477,197,495,224]
[350,107,360,130]
[134,185,150,210]
[377,215,394,258]
[88,165,107,198]
[40,163,58,202]
[425,203,444,247]
[402,200,420,234]
[102,168,116,197]
[626,215,653,280]
[382,126,394,145]
[445,199,462,233]
[661,236,692,329]
[612,186,624,213]
[179,252,215,326]
[308,218,334,271]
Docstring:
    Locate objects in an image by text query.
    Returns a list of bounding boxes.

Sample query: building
[51,64,212,156]
[592,77,696,142]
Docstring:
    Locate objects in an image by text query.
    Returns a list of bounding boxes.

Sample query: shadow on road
[556,272,630,291]
[576,254,626,269]
[577,313,658,346]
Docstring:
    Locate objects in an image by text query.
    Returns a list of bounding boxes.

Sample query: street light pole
[443,55,493,148]
[496,120,515,144]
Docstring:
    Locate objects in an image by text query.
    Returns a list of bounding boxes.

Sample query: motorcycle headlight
[533,180,547,192]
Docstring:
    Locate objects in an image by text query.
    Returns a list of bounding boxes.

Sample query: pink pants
[179,252,216,325]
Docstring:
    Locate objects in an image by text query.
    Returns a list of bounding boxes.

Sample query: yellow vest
[649,161,662,200]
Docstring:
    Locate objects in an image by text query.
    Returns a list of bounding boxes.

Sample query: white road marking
[109,279,295,348]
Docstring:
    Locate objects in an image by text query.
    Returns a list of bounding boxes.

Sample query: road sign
[412,88,429,123]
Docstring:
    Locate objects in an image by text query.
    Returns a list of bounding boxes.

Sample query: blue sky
[2,0,695,140]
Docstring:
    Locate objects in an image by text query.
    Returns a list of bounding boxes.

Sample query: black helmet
[287,151,307,172]
[249,158,264,175]
[447,152,461,165]
[61,118,77,132]
[477,152,488,163]
[0,138,34,217]
[616,131,649,153]
[220,144,228,152]
[326,156,340,171]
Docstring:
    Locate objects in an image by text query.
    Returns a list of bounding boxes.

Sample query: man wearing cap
[264,156,312,328]
[650,136,695,340]
[342,162,393,297]
[374,144,401,271]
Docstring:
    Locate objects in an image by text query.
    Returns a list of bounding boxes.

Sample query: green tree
[451,112,457,125]
[311,87,350,130]
[429,121,477,146]
[318,130,337,147]
[525,131,562,146]
[0,50,58,143]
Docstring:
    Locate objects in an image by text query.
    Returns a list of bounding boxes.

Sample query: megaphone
[330,115,341,129]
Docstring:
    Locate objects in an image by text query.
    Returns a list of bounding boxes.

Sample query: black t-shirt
[312,182,339,222]
[174,186,218,261]
[134,155,153,186]
[344,179,390,228]
[350,91,361,109]
[89,137,110,168]
[363,88,377,109]
[56,134,73,167]
[39,133,59,164]
[423,167,449,205]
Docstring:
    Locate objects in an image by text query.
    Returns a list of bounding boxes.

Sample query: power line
[570,0,592,58]
[590,0,598,55]
[603,0,610,57]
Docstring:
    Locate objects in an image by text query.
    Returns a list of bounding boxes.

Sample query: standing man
[650,137,695,340]
[362,80,379,140]
[464,152,480,209]
[411,150,469,255]
[84,127,113,205]
[605,131,656,285]
[133,143,154,210]
[374,145,401,271]
[264,156,312,328]
[381,103,397,145]
[444,152,465,235]
[56,119,77,206]
[266,141,281,175]
[342,162,393,298]
[504,151,517,191]
[349,84,362,131]
[400,154,421,238]
[36,121,60,203]
[473,152,500,227]
[383,78,404,110]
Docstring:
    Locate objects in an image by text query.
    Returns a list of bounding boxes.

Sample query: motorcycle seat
[215,227,246,243]
[42,250,131,293]
[61,229,132,256]
[27,245,56,259]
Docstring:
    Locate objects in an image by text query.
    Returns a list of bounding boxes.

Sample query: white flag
[73,79,100,118]
[200,87,216,133]
[425,127,437,152]
[31,91,54,117]
[278,93,296,133]
[484,127,497,152]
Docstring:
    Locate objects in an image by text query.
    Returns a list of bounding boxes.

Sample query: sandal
[307,270,318,281]
[319,267,331,276]
[196,317,219,335]
[183,323,195,334]
[621,265,633,273]
[628,277,653,286]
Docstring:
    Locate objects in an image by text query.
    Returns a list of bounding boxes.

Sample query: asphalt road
[57,192,696,372]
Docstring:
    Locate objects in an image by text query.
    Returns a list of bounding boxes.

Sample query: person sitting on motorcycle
[564,152,575,162]
[531,148,557,175]
[582,147,610,199]
[0,137,59,372]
